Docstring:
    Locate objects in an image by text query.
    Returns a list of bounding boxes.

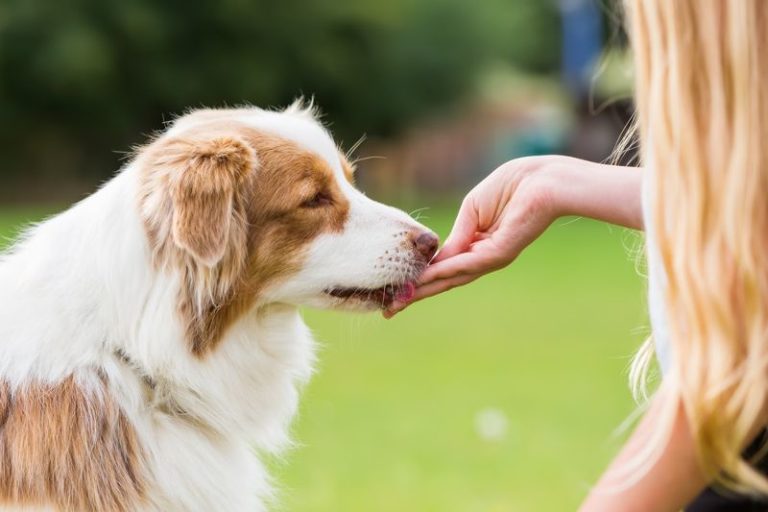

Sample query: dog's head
[137,104,437,354]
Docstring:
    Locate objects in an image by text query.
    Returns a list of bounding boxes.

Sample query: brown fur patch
[168,136,254,267]
[0,376,146,511]
[139,117,350,355]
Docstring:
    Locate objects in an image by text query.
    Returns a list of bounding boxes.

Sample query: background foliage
[0,0,559,188]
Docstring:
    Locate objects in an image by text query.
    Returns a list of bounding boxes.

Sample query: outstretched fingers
[419,233,508,284]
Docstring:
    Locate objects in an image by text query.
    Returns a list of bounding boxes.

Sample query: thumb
[433,198,478,263]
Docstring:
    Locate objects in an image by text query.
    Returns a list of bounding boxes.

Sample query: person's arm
[553,156,643,230]
[580,385,708,512]
[384,155,643,317]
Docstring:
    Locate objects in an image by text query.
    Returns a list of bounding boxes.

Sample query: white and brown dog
[0,103,438,511]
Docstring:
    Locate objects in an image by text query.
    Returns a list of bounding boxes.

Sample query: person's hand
[384,155,562,318]
[383,155,643,318]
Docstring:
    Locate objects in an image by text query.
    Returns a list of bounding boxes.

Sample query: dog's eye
[301,191,333,208]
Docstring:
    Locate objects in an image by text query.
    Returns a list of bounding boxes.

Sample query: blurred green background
[281,211,646,512]
[0,207,645,511]
[0,0,648,510]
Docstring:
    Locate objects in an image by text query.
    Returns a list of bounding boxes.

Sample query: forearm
[543,156,644,230]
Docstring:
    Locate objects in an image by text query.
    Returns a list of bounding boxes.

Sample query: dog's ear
[162,136,255,267]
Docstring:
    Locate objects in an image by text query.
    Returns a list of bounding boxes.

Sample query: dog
[0,103,438,512]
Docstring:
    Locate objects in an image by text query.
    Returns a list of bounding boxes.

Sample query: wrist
[526,155,583,220]
[547,155,595,217]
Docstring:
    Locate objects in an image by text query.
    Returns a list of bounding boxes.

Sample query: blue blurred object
[560,0,603,98]
[491,125,566,163]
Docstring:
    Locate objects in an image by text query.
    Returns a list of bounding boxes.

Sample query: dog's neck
[115,299,316,445]
[0,170,142,384]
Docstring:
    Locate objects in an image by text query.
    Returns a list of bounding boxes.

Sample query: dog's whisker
[350,155,386,166]
[345,134,367,158]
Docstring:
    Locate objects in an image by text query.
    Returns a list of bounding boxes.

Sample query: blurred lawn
[0,204,647,512]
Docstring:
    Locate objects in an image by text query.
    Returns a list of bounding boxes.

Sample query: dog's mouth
[325,281,416,308]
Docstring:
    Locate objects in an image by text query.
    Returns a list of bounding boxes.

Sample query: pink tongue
[394,282,416,302]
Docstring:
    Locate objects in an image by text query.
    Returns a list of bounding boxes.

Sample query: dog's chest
[134,307,316,511]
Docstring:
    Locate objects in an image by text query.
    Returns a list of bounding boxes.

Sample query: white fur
[0,105,433,511]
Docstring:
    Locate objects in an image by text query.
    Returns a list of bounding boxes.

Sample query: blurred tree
[0,0,560,194]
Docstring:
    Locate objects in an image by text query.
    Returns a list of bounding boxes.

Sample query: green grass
[0,204,647,512]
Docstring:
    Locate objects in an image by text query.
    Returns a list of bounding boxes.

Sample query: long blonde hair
[626,0,768,493]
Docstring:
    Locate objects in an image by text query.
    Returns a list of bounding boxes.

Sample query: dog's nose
[412,231,439,261]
